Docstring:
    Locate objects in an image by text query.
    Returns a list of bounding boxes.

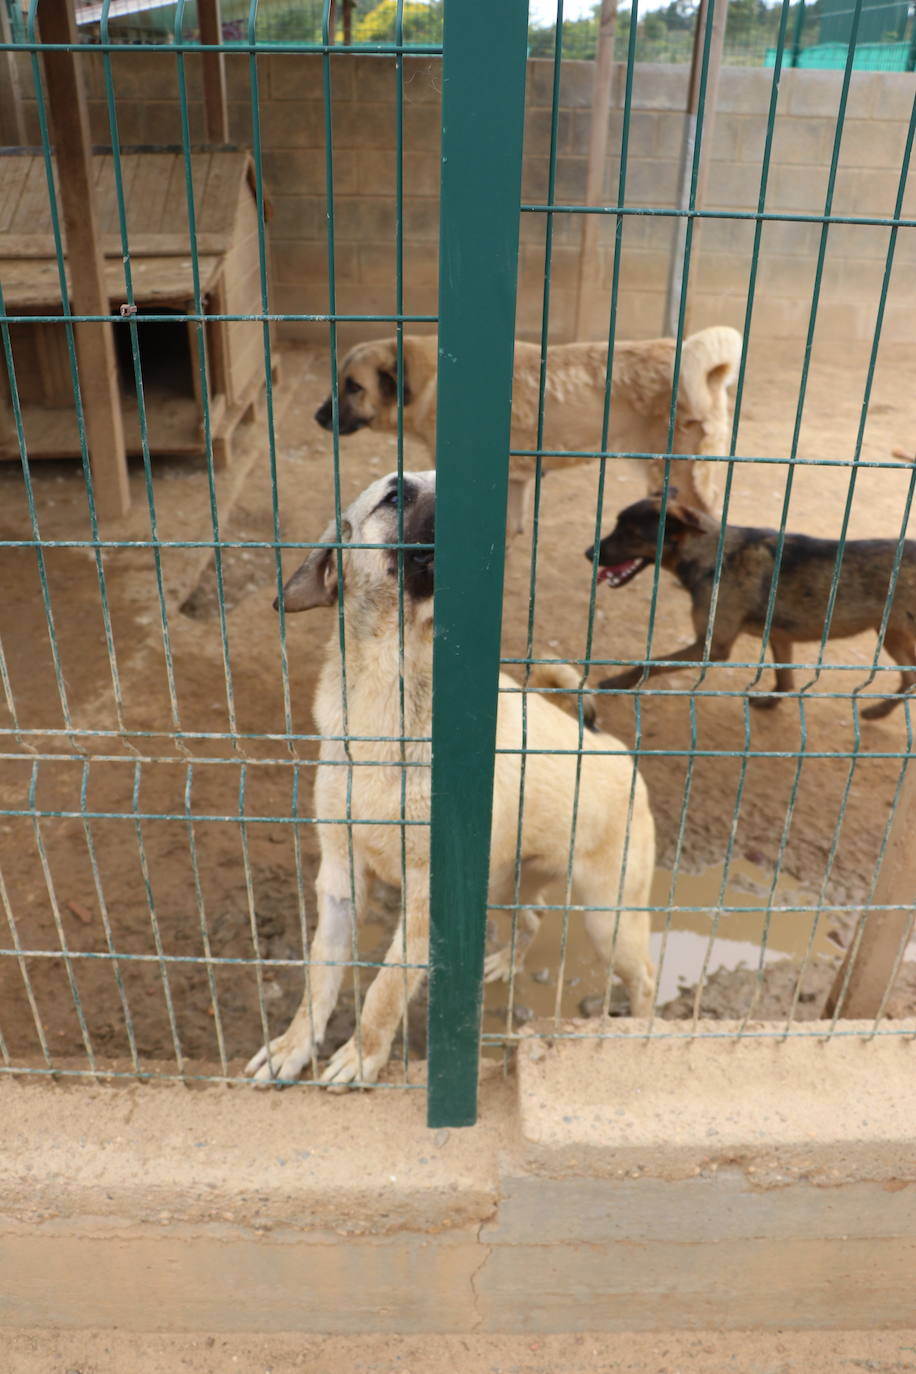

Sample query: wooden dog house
[0,148,272,467]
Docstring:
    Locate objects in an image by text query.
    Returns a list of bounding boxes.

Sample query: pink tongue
[596,566,609,583]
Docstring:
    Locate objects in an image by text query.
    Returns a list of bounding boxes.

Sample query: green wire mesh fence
[0,0,914,1127]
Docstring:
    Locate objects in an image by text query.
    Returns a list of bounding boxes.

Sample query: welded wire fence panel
[488,0,916,1064]
[526,0,915,68]
[2,0,915,1126]
[0,0,442,1093]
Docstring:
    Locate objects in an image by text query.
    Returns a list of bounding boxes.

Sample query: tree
[641,13,668,42]
[354,0,442,42]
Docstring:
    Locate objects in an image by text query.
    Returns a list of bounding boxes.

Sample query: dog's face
[277,469,436,617]
[585,497,709,588]
[314,340,412,437]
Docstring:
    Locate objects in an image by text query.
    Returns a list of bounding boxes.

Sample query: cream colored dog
[245,469,656,1087]
[315,327,741,531]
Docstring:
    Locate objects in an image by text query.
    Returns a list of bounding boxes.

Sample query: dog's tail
[528,662,598,732]
[892,446,916,463]
[679,325,742,416]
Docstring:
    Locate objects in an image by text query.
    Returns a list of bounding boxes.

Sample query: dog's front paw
[319,1035,388,1091]
[484,945,517,984]
[748,693,781,711]
[245,1032,315,1087]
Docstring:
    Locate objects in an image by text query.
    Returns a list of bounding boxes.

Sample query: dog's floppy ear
[665,501,714,533]
[275,518,349,612]
[377,345,413,407]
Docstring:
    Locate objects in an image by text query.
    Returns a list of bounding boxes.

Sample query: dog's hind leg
[576,862,655,1018]
[245,847,368,1085]
[320,865,429,1088]
[861,626,916,719]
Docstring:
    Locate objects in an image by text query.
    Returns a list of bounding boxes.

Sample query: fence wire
[0,0,914,1126]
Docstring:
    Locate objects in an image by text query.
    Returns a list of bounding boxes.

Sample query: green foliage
[353,0,442,42]
[521,0,902,66]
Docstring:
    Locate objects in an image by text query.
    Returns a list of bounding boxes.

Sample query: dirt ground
[5,1327,916,1374]
[1,330,915,1081]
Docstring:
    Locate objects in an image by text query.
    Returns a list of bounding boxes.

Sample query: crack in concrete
[468,1221,493,1333]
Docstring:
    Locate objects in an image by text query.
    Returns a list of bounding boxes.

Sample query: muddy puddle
[481,857,841,1029]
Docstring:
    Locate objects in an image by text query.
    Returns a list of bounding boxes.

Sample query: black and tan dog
[586,497,916,718]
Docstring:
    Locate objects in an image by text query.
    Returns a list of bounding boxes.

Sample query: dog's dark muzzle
[314,397,365,435]
[402,543,434,599]
[394,502,435,600]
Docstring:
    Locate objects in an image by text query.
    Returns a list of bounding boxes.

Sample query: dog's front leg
[748,628,794,709]
[245,849,365,1085]
[321,866,429,1088]
[506,476,533,536]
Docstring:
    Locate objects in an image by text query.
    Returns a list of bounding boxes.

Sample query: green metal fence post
[426,0,529,1129]
[790,0,806,65]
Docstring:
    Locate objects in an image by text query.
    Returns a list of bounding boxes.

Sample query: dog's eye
[344,377,363,396]
[381,480,414,508]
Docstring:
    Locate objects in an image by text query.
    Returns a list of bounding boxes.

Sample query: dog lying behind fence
[314,327,741,533]
[586,497,916,718]
[245,469,656,1088]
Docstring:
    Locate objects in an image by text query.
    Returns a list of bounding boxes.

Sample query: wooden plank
[824,770,916,1019]
[0,255,221,310]
[0,391,205,459]
[122,152,177,245]
[0,158,32,234]
[8,158,52,240]
[0,3,26,148]
[5,324,42,405]
[160,150,198,240]
[196,151,243,237]
[198,0,229,145]
[34,321,72,406]
[203,276,231,407]
[0,151,244,257]
[663,0,729,336]
[37,0,128,520]
[0,230,232,259]
[574,0,617,339]
[99,151,141,238]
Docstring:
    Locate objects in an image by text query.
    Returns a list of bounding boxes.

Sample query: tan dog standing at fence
[246,469,656,1088]
[315,327,741,532]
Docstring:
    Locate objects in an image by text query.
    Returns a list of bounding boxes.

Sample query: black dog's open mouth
[596,558,648,589]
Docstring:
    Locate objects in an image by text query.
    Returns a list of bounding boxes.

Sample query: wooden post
[663,0,728,338]
[573,0,617,340]
[39,0,129,520]
[0,1,27,147]
[824,769,916,1019]
[197,0,229,145]
[342,0,353,45]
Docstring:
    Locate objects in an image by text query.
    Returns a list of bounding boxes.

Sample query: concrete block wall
[3,1022,916,1334]
[5,52,915,345]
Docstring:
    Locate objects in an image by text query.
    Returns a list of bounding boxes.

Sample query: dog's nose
[314,400,332,428]
[584,545,594,562]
